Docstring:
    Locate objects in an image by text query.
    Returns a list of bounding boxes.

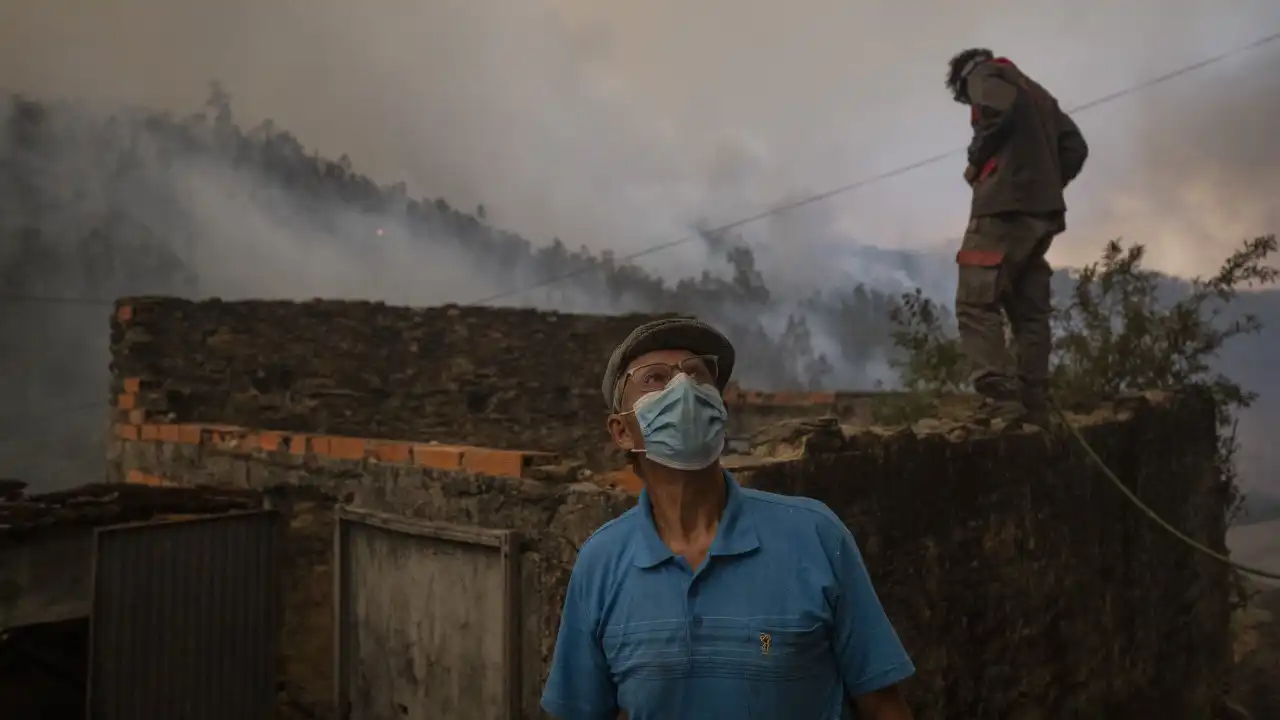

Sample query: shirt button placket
[684,577,699,656]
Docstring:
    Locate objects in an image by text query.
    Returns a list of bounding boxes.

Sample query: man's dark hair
[946,48,995,103]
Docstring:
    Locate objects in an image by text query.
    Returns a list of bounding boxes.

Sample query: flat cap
[601,317,736,410]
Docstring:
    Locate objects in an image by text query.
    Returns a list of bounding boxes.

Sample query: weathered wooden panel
[335,507,519,720]
[87,510,284,720]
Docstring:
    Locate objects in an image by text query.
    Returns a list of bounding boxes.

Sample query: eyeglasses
[620,354,719,400]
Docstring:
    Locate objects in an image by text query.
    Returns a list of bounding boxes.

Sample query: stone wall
[109,296,990,472]
[110,296,676,468]
[108,391,1232,720]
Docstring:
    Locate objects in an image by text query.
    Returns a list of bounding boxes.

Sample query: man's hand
[964,164,979,186]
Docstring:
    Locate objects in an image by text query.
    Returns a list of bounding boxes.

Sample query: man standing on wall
[541,318,916,720]
[946,48,1089,426]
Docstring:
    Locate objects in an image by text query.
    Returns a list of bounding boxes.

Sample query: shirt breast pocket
[741,620,840,719]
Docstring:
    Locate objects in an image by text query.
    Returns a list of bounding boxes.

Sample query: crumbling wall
[109,392,1232,720]
[110,297,675,467]
[109,297,970,471]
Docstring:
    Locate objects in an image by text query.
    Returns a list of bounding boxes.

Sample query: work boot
[976,396,1029,424]
[1019,385,1051,429]
[972,376,1027,426]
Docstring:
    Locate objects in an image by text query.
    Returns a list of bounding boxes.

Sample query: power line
[465,28,1280,307]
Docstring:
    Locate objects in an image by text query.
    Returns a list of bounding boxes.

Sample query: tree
[889,235,1276,408]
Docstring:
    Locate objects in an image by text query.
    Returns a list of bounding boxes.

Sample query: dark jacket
[964,58,1089,217]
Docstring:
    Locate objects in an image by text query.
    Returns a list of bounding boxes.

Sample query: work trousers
[954,212,1064,398]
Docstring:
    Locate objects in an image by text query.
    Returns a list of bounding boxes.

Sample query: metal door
[87,510,284,720]
[334,507,520,720]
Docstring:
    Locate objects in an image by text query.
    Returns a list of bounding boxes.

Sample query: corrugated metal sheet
[87,510,283,720]
[334,507,521,720]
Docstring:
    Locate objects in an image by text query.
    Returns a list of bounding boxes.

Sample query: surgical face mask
[629,373,728,471]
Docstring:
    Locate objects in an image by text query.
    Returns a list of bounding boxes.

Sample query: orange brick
[371,441,412,464]
[328,437,366,461]
[287,435,308,455]
[122,377,142,393]
[125,470,168,486]
[176,425,202,445]
[258,432,282,452]
[140,424,161,441]
[116,305,134,323]
[309,436,331,456]
[127,409,147,424]
[207,428,253,450]
[157,425,182,443]
[412,444,463,470]
[114,423,140,440]
[461,449,525,478]
[117,393,137,410]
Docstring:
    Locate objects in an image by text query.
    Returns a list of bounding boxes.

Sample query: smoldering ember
[1,294,1271,720]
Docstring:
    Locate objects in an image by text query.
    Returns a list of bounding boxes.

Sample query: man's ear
[606,413,638,451]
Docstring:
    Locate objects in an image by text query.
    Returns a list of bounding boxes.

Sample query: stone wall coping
[111,370,1178,493]
[112,414,559,481]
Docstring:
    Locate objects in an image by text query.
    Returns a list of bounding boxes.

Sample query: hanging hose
[1052,405,1280,581]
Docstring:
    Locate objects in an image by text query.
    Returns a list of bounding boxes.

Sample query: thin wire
[1056,405,1280,581]
[464,28,1280,307]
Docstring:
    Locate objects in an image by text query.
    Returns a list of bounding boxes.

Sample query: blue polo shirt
[541,473,914,720]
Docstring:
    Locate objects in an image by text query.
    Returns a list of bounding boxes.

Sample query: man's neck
[643,463,726,552]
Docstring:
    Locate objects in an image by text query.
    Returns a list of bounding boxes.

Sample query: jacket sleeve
[1057,111,1089,187]
[965,65,1020,170]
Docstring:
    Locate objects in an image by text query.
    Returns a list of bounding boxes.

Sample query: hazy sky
[2,0,1279,281]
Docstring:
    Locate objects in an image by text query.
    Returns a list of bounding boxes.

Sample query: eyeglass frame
[612,354,720,412]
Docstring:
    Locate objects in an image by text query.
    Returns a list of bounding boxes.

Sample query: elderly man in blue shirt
[541,318,916,720]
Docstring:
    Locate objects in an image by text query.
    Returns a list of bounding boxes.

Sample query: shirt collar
[632,470,761,569]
